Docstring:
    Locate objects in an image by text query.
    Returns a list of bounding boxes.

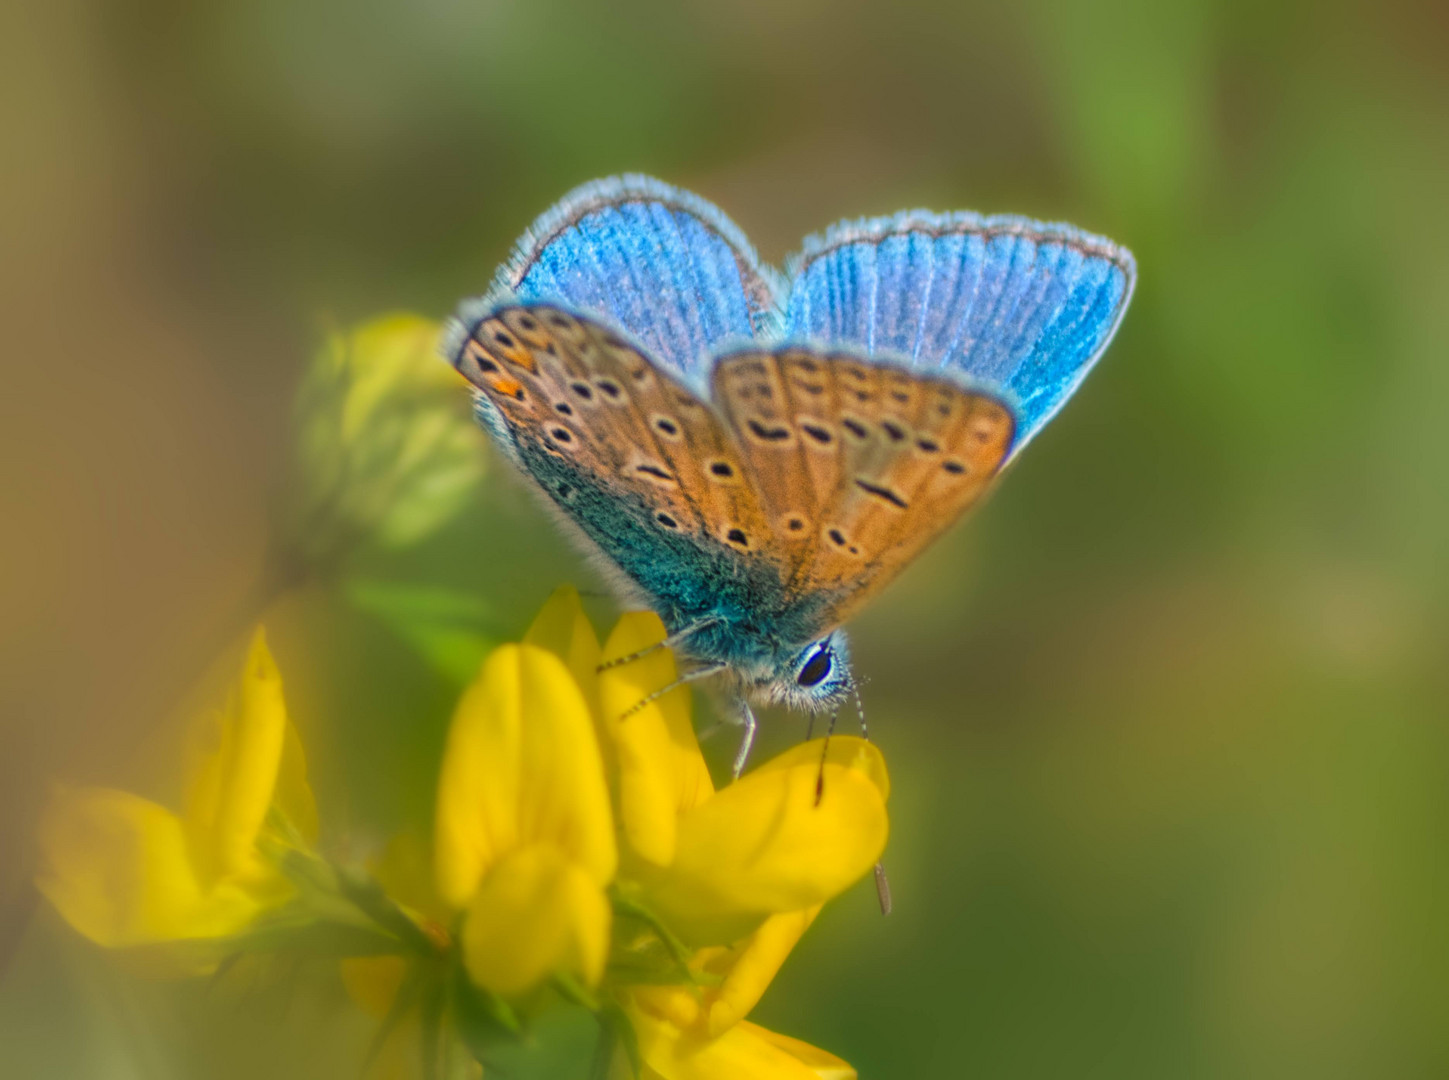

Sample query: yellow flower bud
[434,643,616,997]
[285,314,486,570]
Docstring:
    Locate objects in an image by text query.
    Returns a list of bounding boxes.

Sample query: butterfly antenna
[874,862,893,917]
[849,679,892,915]
[597,618,723,672]
[616,662,725,721]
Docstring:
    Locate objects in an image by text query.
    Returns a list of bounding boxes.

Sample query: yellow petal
[629,908,821,1040]
[630,1004,853,1080]
[183,628,289,884]
[461,845,611,997]
[742,1024,857,1080]
[642,761,887,944]
[36,786,262,947]
[523,584,602,706]
[628,980,706,1031]
[750,736,889,803]
[705,907,820,1037]
[434,644,615,909]
[598,614,713,866]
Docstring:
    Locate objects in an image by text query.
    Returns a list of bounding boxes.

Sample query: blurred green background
[2,0,1447,1076]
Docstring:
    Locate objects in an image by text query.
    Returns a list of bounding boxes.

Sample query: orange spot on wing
[491,376,523,398]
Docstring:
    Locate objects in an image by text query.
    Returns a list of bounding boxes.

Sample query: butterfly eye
[796,646,832,688]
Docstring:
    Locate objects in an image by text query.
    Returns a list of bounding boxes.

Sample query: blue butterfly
[443,175,1134,773]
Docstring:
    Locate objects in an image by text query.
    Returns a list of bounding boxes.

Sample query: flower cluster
[37,588,889,1078]
[36,629,317,960]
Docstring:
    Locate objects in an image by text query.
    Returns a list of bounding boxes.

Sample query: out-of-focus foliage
[283,314,487,574]
[347,580,500,686]
[2,0,1446,1078]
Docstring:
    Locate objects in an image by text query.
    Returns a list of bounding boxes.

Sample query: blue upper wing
[782,211,1136,457]
[452,175,781,382]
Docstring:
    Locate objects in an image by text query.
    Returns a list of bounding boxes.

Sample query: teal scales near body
[443,176,1135,773]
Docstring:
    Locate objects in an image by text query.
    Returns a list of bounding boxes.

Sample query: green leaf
[597,1001,641,1080]
[609,891,696,983]
[334,866,439,957]
[419,976,446,1080]
[223,919,403,958]
[589,1014,618,1080]
[280,314,488,575]
[361,960,427,1077]
[552,971,600,1012]
[450,954,522,1064]
[347,579,500,684]
[480,1004,604,1080]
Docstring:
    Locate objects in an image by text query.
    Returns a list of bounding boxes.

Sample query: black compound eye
[796,646,832,688]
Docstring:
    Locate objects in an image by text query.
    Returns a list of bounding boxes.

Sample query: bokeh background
[3,0,1447,1076]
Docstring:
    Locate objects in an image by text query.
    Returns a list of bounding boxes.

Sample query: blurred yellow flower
[285,313,487,570]
[433,633,617,998]
[36,628,315,950]
[39,585,885,1077]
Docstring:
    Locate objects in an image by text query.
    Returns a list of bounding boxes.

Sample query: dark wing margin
[711,344,1014,635]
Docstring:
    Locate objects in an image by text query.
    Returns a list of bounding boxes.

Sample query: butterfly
[443,175,1135,774]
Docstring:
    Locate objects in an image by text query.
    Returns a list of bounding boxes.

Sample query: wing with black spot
[784,210,1133,459]
[448,304,791,625]
[711,346,1014,630]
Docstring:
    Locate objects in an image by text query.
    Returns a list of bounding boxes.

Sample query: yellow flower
[286,314,487,568]
[626,1009,856,1080]
[433,626,617,998]
[519,589,887,1078]
[36,628,315,950]
[427,586,886,1072]
[613,892,863,1076]
[597,612,889,947]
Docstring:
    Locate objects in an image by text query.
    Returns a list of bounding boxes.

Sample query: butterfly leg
[597,618,724,672]
[616,662,726,721]
[731,701,758,780]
